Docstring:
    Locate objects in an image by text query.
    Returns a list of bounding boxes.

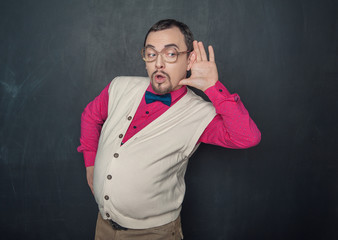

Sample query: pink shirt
[78,81,261,167]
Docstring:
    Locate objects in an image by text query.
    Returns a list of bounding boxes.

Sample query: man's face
[144,27,192,94]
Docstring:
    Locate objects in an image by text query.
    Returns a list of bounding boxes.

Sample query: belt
[108,219,128,231]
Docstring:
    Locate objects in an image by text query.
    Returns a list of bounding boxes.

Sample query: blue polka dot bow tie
[145,91,172,106]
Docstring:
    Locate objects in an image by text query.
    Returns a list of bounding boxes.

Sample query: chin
[151,82,172,95]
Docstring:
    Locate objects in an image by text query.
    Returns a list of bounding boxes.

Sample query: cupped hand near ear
[179,40,218,91]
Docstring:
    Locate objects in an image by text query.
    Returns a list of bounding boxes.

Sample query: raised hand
[179,40,219,91]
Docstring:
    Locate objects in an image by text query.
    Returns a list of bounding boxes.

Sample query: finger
[193,40,201,61]
[198,42,208,61]
[208,45,215,62]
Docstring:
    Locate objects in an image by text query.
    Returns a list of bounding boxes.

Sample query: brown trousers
[95,213,184,240]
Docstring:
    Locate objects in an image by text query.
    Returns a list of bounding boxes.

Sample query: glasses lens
[143,47,157,62]
[142,47,179,62]
[163,47,178,63]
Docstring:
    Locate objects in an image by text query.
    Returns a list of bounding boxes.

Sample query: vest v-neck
[120,88,192,149]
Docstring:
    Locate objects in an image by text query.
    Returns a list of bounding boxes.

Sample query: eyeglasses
[141,46,190,63]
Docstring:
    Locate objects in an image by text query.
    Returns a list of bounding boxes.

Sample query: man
[78,19,261,240]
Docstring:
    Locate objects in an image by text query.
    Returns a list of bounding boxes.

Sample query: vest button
[106,213,110,218]
[119,134,123,138]
[104,195,109,200]
[107,175,112,180]
[114,153,119,158]
[127,116,132,121]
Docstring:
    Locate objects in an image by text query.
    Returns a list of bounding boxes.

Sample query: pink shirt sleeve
[77,84,110,167]
[198,81,261,148]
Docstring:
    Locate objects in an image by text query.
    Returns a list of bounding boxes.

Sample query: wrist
[203,80,218,92]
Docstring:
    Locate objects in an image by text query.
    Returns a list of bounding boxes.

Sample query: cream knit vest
[93,76,216,229]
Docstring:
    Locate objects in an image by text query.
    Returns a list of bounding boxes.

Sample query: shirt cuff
[83,151,96,167]
[204,81,240,103]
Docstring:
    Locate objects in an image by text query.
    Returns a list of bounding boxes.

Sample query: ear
[187,51,196,71]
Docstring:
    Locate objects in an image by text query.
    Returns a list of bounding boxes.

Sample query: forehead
[145,27,186,50]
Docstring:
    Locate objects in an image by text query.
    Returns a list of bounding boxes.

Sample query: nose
[155,54,165,69]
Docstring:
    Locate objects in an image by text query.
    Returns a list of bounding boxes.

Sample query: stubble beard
[150,71,172,95]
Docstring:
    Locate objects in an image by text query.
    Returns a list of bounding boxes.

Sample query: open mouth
[154,73,167,84]
[152,71,169,84]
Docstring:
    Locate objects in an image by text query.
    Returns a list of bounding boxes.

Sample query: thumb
[179,78,192,86]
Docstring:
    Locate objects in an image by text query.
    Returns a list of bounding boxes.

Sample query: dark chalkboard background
[1,0,337,239]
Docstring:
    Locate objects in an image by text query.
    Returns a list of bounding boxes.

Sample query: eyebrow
[145,43,179,49]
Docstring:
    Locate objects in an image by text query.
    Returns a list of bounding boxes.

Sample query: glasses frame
[141,47,191,63]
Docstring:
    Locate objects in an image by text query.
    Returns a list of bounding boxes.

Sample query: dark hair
[144,19,194,52]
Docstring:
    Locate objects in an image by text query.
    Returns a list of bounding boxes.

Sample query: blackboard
[1,0,337,239]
